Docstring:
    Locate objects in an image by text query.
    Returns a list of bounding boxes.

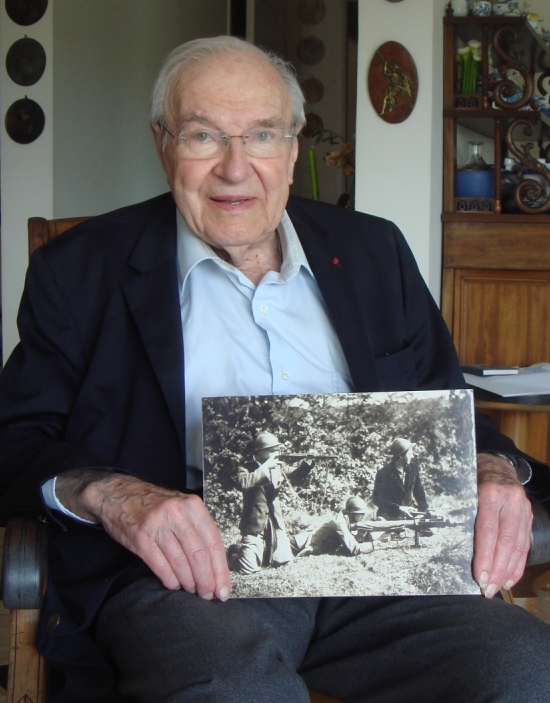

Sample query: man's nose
[215,138,252,179]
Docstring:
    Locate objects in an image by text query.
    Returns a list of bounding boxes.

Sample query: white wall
[1,1,54,362]
[1,0,227,360]
[53,0,227,217]
[355,0,443,301]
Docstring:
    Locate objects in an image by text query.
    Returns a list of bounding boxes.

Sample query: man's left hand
[473,453,532,598]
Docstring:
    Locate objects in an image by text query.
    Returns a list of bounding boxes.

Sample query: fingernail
[219,586,230,602]
[484,583,497,599]
[479,571,489,588]
[503,580,514,591]
[202,592,214,601]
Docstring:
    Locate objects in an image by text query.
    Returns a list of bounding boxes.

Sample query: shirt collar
[176,208,312,293]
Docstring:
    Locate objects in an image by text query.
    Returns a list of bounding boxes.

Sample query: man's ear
[151,123,164,158]
[287,137,299,185]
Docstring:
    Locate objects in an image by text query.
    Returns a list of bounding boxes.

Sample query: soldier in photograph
[372,438,429,519]
[291,495,371,557]
[228,431,314,574]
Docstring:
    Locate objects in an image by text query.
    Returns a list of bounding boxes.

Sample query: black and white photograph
[202,389,479,599]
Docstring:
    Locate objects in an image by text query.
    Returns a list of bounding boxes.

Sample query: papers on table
[463,363,550,398]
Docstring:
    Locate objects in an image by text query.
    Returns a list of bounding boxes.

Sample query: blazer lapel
[286,200,381,392]
[119,197,187,456]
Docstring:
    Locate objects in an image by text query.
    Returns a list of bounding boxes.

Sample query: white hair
[150,35,306,139]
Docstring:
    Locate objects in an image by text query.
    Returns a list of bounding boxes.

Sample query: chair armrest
[1,515,47,609]
[528,501,550,566]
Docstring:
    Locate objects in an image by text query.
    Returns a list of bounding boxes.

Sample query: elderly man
[372,438,429,519]
[0,35,549,703]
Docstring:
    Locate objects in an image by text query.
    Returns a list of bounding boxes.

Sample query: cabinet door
[452,268,550,366]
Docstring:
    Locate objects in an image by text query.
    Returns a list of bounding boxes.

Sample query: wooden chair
[28,215,88,256]
[1,216,345,703]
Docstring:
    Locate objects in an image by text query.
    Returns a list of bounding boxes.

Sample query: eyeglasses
[161,125,296,159]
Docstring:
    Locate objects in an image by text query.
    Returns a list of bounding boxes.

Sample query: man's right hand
[55,470,231,601]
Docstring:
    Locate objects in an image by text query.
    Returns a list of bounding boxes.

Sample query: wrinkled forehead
[166,51,293,127]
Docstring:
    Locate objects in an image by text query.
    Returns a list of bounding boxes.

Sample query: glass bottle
[456,141,495,198]
[461,141,491,170]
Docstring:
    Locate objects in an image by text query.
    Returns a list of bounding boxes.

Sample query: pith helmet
[344,496,368,514]
[388,438,413,457]
[253,431,280,453]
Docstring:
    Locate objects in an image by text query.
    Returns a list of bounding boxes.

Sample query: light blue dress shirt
[43,208,353,513]
[178,210,353,488]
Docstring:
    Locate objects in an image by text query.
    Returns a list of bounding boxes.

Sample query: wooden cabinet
[441,11,550,464]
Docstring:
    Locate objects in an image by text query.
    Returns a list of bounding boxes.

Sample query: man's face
[255,447,279,464]
[395,447,413,469]
[152,52,299,253]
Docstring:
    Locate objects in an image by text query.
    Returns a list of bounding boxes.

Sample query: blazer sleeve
[0,248,109,520]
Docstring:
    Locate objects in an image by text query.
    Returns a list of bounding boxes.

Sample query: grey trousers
[94,576,550,703]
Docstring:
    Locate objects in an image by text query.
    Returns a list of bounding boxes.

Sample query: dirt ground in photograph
[228,515,478,599]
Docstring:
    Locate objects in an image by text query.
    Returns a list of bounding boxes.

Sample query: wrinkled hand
[474,453,532,598]
[55,470,231,601]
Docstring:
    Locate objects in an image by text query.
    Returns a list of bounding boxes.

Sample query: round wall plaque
[297,0,325,25]
[297,36,325,66]
[301,76,325,104]
[5,97,45,144]
[6,37,46,86]
[301,112,324,139]
[5,0,48,26]
[367,41,418,124]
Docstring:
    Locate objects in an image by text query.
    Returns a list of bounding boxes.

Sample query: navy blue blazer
[0,192,542,701]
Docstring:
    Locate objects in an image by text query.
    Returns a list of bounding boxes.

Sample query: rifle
[355,513,456,549]
[278,453,337,462]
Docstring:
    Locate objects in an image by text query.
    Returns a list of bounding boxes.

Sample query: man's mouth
[211,196,255,210]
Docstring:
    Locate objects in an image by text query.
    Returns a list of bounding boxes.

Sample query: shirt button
[282,372,290,381]
[260,305,268,315]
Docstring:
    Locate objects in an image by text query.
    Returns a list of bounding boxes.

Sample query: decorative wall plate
[367,41,418,124]
[297,0,325,25]
[6,37,46,86]
[301,112,324,138]
[5,97,45,143]
[301,76,325,104]
[297,36,325,66]
[5,0,48,26]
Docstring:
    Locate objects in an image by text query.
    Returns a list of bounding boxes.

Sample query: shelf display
[443,11,550,215]
[441,10,550,466]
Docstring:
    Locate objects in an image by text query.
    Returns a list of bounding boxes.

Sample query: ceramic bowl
[504,1,520,16]
[472,1,492,17]
[492,2,510,15]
